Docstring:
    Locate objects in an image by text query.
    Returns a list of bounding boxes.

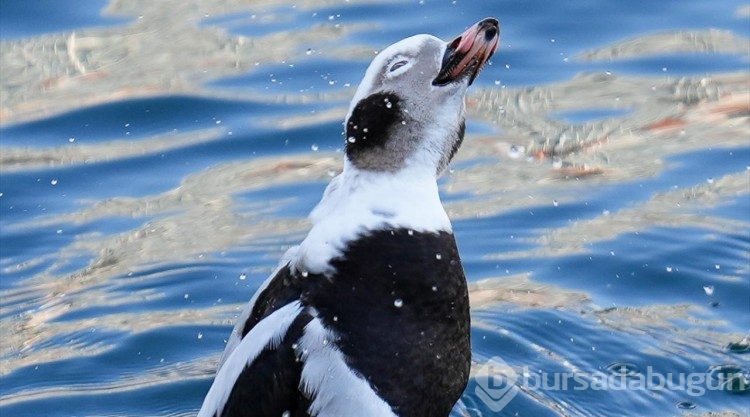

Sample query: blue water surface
[0,0,130,39]
[1,1,748,416]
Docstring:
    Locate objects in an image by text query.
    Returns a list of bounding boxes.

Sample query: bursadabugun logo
[474,356,519,412]
[472,356,750,413]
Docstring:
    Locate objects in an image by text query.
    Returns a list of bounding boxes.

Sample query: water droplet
[385,101,392,109]
[50,179,58,185]
[332,316,338,322]
[666,266,673,272]
[239,272,247,280]
[68,137,75,143]
[347,136,356,143]
[552,200,559,207]
[676,401,696,410]
[707,364,750,393]
[435,253,442,260]
[714,264,721,270]
[431,286,438,292]
[507,145,524,159]
[322,338,328,346]
[707,177,714,184]
[301,270,309,278]
[494,80,501,85]
[726,338,750,353]
[362,127,369,133]
[197,332,203,339]
[183,293,190,299]
[311,144,319,152]
[703,285,714,296]
[393,298,404,308]
[407,230,414,236]
[605,362,641,377]
[56,229,63,234]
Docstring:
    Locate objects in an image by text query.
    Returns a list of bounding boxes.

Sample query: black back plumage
[304,229,471,416]
[219,312,313,417]
[228,228,470,417]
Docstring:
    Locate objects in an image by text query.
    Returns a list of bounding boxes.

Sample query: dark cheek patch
[444,119,466,165]
[345,92,402,161]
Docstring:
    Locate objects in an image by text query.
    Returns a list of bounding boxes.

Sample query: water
[1,1,749,416]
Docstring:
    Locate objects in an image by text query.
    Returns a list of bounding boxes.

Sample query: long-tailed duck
[199,17,500,417]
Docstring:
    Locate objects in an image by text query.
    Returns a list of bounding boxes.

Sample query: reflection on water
[1,0,357,124]
[1,0,749,416]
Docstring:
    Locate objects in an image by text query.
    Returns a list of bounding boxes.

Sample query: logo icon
[475,356,519,412]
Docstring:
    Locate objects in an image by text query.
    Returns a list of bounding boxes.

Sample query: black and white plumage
[199,18,500,417]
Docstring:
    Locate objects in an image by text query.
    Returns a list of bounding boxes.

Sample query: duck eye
[389,60,409,72]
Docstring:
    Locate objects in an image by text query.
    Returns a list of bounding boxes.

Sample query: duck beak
[433,17,500,86]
